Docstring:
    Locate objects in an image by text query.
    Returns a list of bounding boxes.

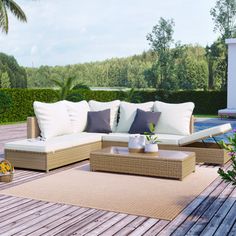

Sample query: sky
[0,0,218,67]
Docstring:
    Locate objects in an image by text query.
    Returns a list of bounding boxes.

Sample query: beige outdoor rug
[1,164,218,220]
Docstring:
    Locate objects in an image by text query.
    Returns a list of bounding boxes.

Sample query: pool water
[194,122,235,143]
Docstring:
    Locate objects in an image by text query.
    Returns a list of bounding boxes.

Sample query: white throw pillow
[33,101,73,139]
[89,100,120,132]
[153,101,195,135]
[63,100,90,133]
[116,101,154,133]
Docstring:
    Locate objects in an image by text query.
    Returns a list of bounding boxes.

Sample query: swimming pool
[194,122,235,143]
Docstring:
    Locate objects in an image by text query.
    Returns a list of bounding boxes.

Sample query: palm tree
[0,0,27,34]
[51,77,77,100]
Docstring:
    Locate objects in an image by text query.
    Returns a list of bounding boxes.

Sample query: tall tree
[146,17,175,89]
[0,0,27,33]
[0,71,11,88]
[210,0,236,89]
[0,53,27,88]
[210,0,236,39]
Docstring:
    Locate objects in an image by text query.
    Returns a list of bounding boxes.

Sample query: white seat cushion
[158,134,185,145]
[103,133,185,146]
[154,101,194,136]
[89,100,120,132]
[33,101,73,140]
[5,133,105,153]
[116,101,154,133]
[102,133,131,143]
[179,123,232,146]
[63,100,90,133]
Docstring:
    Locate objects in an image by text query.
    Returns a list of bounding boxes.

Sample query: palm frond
[65,77,76,90]
[51,79,64,88]
[6,0,27,22]
[0,1,9,33]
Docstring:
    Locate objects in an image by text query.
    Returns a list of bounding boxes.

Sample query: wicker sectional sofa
[4,100,232,171]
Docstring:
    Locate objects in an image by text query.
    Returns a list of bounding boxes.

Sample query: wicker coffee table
[90,147,196,180]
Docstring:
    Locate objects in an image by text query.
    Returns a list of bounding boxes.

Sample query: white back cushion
[33,101,72,139]
[153,101,194,135]
[116,101,154,133]
[89,100,120,132]
[63,100,90,133]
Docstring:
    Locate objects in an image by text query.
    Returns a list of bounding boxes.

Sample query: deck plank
[14,205,79,236]
[88,213,128,236]
[228,220,236,236]
[55,210,107,236]
[214,201,236,236]
[41,208,99,236]
[0,202,57,233]
[143,220,170,236]
[157,177,224,236]
[173,181,232,236]
[185,183,235,235]
[100,215,138,235]
[1,203,69,236]
[128,218,159,236]
[199,187,236,236]
[28,207,92,236]
[72,211,118,235]
[114,216,148,235]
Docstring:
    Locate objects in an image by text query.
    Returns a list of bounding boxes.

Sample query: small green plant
[144,123,160,144]
[218,129,236,186]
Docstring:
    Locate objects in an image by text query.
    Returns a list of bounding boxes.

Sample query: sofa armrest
[27,117,40,139]
[190,115,195,134]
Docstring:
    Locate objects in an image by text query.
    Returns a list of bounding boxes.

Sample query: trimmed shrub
[0,89,58,123]
[0,91,12,114]
[0,89,227,123]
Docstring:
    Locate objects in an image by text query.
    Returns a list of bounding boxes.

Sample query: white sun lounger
[156,123,232,165]
[178,123,232,146]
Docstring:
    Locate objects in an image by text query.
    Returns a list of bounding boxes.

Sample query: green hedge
[0,89,58,123]
[0,89,227,123]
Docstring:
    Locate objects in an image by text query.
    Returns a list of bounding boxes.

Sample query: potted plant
[0,160,14,182]
[218,129,236,186]
[144,123,160,153]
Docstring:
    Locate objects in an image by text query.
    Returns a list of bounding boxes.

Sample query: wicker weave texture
[102,141,229,165]
[90,147,196,180]
[27,117,40,139]
[5,141,101,172]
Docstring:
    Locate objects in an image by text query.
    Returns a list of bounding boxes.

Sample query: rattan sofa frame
[4,116,230,172]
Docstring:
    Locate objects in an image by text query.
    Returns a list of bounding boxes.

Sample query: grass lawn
[0,121,26,126]
[194,114,218,118]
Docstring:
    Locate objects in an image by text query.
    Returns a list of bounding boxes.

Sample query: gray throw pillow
[129,109,161,134]
[86,109,112,133]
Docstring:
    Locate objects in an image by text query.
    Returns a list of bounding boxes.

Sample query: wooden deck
[0,123,235,236]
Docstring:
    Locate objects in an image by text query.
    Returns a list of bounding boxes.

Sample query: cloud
[0,0,217,67]
[30,45,38,56]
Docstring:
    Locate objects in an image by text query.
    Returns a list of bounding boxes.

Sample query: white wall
[226,39,236,109]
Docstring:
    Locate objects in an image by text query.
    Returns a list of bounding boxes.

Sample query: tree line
[25,46,211,90]
[0,0,235,91]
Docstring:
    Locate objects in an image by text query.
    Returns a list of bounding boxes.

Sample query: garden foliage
[0,89,226,123]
